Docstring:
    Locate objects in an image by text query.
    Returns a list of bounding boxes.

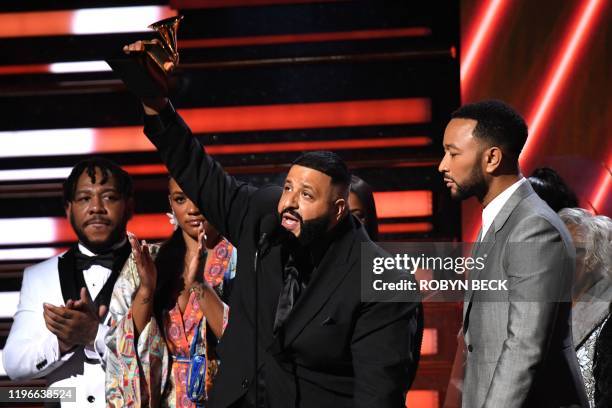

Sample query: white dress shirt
[78,243,113,300]
[480,177,527,241]
[77,240,126,361]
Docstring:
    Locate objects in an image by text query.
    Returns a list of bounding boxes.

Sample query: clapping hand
[185,223,207,288]
[43,287,107,354]
[128,232,157,295]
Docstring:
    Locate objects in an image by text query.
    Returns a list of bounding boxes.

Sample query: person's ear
[484,146,502,174]
[64,202,72,219]
[333,198,347,221]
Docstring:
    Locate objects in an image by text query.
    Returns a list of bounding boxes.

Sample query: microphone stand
[253,238,268,408]
[252,215,276,408]
[253,246,261,408]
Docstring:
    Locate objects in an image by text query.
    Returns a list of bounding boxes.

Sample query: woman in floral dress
[106,178,236,407]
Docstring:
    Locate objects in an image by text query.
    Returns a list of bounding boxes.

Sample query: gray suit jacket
[462,181,588,408]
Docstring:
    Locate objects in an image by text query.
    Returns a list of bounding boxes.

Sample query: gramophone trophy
[107,15,183,98]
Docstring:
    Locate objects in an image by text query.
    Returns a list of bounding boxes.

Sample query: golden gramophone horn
[105,14,184,98]
[148,15,184,67]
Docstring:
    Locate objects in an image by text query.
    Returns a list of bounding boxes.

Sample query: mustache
[443,174,462,188]
[280,208,303,224]
[84,216,111,226]
[442,173,456,183]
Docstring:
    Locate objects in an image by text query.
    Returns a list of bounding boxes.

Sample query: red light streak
[378,222,433,234]
[460,0,509,95]
[521,0,606,170]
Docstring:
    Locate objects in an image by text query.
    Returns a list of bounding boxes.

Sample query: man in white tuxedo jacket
[3,158,134,407]
[439,100,588,408]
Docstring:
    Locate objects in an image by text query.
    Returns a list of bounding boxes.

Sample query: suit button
[242,378,249,389]
[87,395,95,403]
[467,344,474,352]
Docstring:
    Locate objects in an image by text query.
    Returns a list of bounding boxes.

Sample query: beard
[298,214,332,246]
[450,165,487,201]
[280,208,332,247]
[70,211,128,254]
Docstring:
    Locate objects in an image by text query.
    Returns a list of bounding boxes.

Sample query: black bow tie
[75,252,115,271]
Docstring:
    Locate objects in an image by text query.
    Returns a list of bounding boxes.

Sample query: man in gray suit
[439,100,588,407]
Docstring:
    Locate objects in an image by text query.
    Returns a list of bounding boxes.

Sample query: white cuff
[48,332,74,363]
[84,324,108,361]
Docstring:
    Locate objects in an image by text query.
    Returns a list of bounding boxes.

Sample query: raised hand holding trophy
[107,15,183,99]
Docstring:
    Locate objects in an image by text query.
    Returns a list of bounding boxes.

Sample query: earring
[166,211,179,231]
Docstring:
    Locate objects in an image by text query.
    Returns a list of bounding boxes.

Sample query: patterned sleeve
[105,246,170,407]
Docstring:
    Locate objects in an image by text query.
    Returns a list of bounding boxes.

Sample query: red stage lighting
[521,0,606,171]
[460,0,510,98]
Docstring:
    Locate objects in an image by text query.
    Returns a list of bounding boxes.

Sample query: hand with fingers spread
[184,223,208,288]
[128,232,158,336]
[179,222,227,338]
[129,232,157,295]
[43,287,107,355]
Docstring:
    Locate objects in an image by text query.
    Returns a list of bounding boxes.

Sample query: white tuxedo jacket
[3,251,127,407]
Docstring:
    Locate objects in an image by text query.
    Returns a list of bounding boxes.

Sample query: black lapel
[93,240,131,309]
[281,220,359,347]
[58,246,80,304]
[246,243,286,352]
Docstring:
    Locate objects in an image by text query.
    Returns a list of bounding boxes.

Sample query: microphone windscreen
[260,213,280,237]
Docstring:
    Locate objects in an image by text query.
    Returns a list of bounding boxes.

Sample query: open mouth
[281,212,301,231]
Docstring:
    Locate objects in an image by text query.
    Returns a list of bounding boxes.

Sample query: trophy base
[106,53,169,99]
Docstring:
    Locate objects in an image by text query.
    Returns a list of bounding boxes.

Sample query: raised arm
[141,98,257,247]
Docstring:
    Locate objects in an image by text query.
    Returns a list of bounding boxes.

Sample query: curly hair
[63,157,133,204]
[558,208,611,281]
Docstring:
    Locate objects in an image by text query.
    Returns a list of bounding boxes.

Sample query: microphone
[253,213,279,408]
[257,213,280,250]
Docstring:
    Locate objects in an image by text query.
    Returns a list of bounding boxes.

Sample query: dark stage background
[0,1,608,407]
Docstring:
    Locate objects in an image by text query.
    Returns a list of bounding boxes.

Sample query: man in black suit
[131,85,423,406]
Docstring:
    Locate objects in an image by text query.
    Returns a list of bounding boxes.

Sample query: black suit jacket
[144,104,423,408]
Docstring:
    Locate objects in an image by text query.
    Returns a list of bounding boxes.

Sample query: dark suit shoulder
[249,184,283,216]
